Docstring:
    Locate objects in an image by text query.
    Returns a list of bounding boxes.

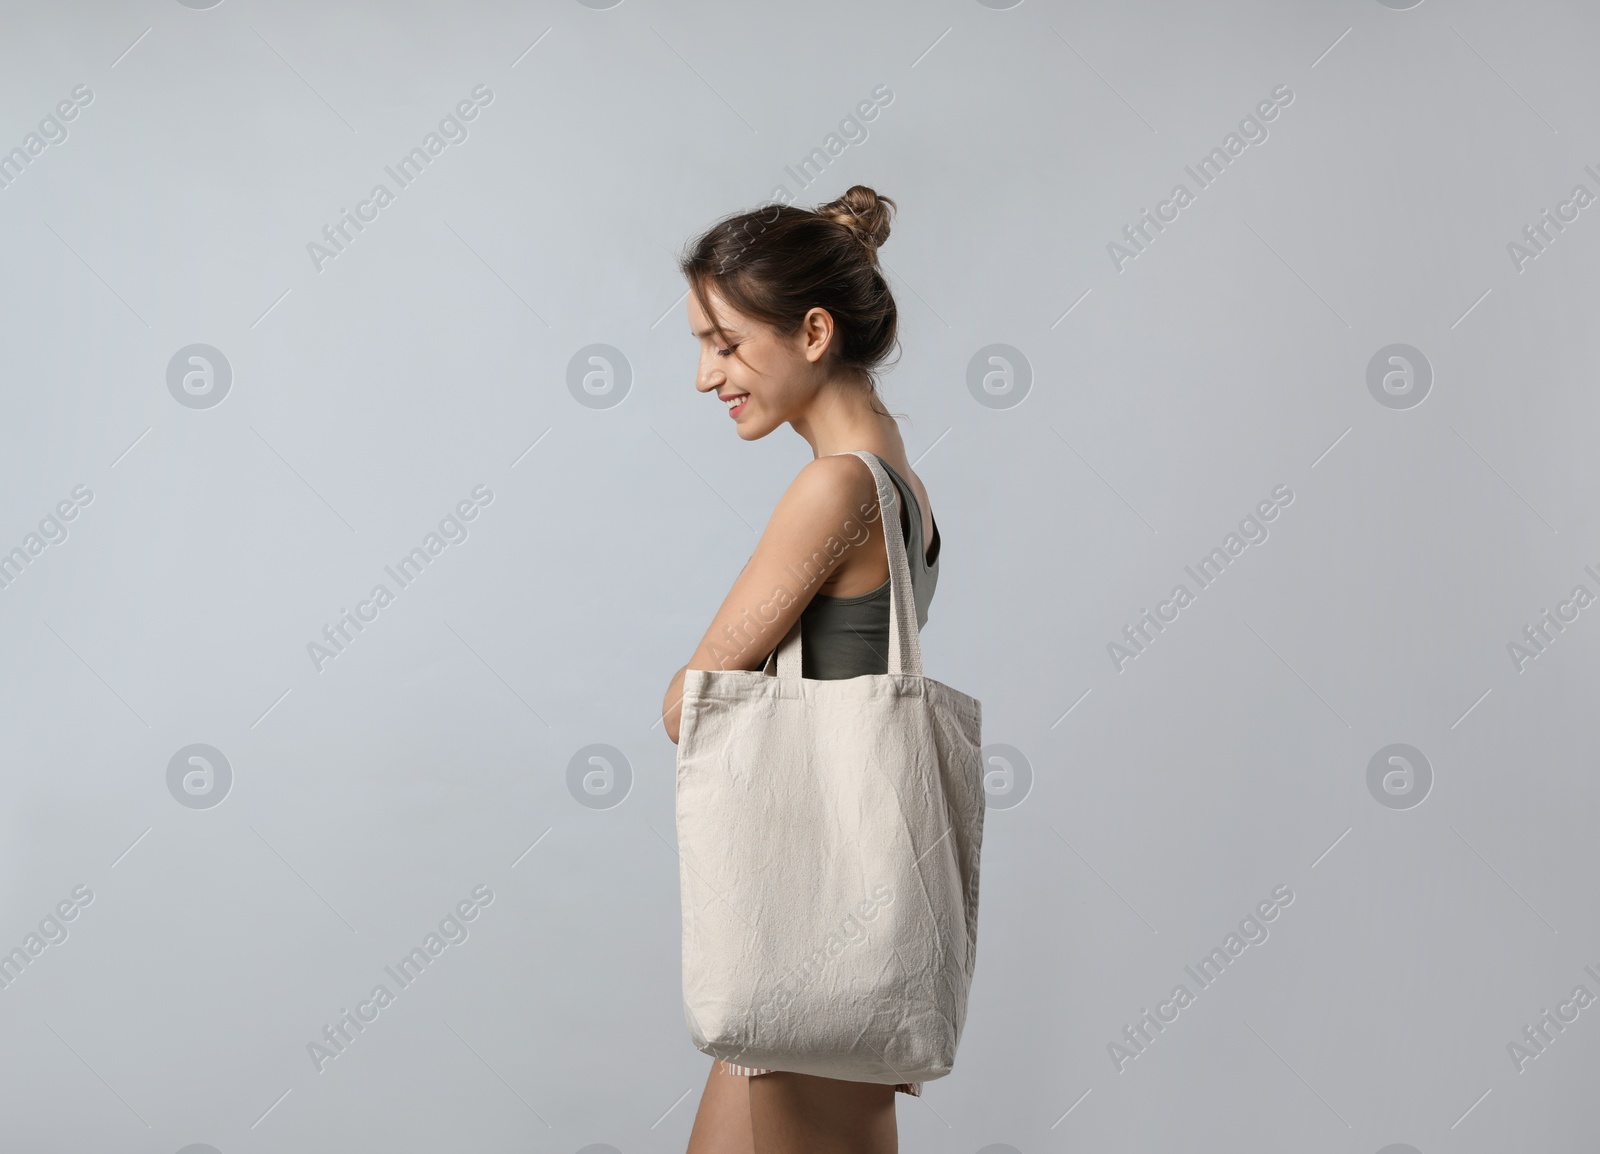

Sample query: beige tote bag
[674,449,985,1085]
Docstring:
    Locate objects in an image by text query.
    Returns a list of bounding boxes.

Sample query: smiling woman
[661,186,939,734]
[662,186,950,1153]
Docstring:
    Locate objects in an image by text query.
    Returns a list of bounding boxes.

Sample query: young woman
[660,185,941,1154]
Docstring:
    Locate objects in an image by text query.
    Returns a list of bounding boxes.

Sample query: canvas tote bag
[674,449,985,1084]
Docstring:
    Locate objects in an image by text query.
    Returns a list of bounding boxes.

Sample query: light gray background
[1,0,1596,1151]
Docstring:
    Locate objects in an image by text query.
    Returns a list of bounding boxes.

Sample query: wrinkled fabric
[674,451,985,1086]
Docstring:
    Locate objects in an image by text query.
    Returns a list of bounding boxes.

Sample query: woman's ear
[799,306,836,365]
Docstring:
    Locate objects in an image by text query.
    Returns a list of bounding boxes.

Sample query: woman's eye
[716,346,738,357]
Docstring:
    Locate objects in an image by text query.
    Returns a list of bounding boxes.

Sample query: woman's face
[689,286,822,441]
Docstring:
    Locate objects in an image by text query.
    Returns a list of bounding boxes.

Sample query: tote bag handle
[762,450,924,680]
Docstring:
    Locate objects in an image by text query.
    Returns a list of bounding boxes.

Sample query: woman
[660,185,941,1154]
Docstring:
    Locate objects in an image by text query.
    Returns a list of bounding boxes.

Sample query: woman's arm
[661,455,882,744]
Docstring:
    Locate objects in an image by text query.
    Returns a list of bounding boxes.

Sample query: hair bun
[818,185,895,260]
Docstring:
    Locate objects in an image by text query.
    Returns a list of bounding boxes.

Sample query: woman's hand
[662,663,688,745]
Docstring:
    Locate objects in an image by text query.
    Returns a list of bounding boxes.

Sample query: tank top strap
[877,460,931,571]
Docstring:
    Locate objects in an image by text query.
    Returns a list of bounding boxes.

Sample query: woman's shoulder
[785,453,883,516]
[759,455,884,557]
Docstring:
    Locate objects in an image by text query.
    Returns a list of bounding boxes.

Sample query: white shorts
[716,1058,922,1097]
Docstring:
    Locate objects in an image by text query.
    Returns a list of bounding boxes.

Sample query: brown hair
[679,185,903,419]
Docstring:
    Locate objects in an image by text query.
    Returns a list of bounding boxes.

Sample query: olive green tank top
[793,457,941,680]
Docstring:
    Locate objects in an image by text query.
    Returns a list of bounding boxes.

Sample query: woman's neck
[792,374,902,460]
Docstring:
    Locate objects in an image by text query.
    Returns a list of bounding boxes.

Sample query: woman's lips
[725,394,749,418]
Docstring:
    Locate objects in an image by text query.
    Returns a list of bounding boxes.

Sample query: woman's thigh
[685,1060,754,1154]
[748,1071,897,1154]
